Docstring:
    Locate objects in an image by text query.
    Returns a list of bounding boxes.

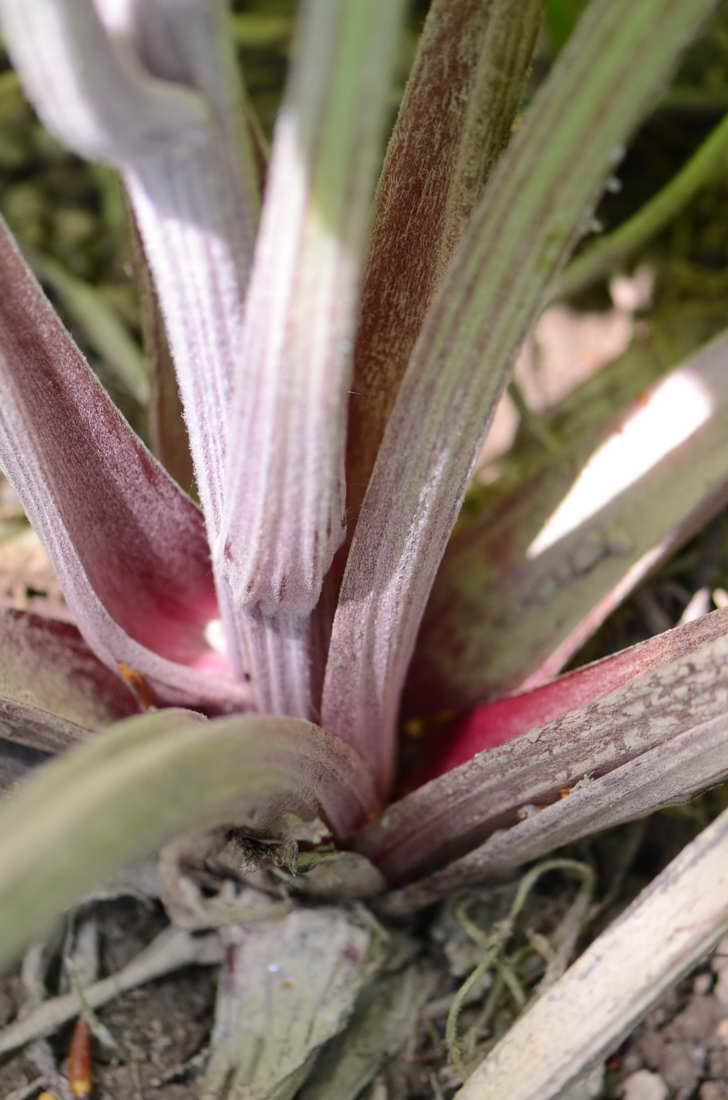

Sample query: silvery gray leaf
[201,907,388,1099]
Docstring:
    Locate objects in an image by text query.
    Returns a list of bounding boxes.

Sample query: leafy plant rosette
[2,0,728,1096]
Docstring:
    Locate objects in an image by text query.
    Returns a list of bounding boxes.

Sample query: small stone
[700,1084,728,1100]
[621,1051,643,1074]
[660,1042,702,1092]
[635,1028,664,1067]
[619,1069,668,1100]
[668,996,719,1041]
[707,1046,728,1079]
[694,973,713,995]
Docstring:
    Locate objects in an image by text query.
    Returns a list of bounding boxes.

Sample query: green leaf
[545,0,589,51]
[0,709,378,969]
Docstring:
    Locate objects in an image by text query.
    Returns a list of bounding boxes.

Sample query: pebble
[619,1069,669,1100]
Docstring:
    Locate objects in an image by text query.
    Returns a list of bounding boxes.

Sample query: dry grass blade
[455,803,728,1099]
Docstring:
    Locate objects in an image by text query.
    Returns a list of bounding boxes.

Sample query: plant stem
[555,108,728,300]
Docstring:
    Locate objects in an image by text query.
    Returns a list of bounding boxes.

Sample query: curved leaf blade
[1,0,260,543]
[119,0,261,540]
[356,607,728,885]
[0,607,136,731]
[0,708,379,969]
[381,709,728,915]
[0,606,139,753]
[220,0,405,618]
[408,330,728,713]
[0,219,249,712]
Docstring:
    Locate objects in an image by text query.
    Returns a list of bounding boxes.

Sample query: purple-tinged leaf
[216,0,404,714]
[121,0,261,538]
[0,0,260,550]
[410,602,728,780]
[407,330,728,714]
[402,333,668,716]
[0,703,91,757]
[0,607,136,752]
[235,607,325,721]
[220,0,404,614]
[28,249,149,408]
[346,0,542,532]
[382,709,728,918]
[322,0,719,795]
[0,220,249,712]
[354,606,728,886]
[0,709,379,968]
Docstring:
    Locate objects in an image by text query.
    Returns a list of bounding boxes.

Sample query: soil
[0,901,215,1100]
[0,810,723,1098]
[605,940,728,1100]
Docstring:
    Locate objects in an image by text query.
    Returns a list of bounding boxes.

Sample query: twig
[0,927,222,1057]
